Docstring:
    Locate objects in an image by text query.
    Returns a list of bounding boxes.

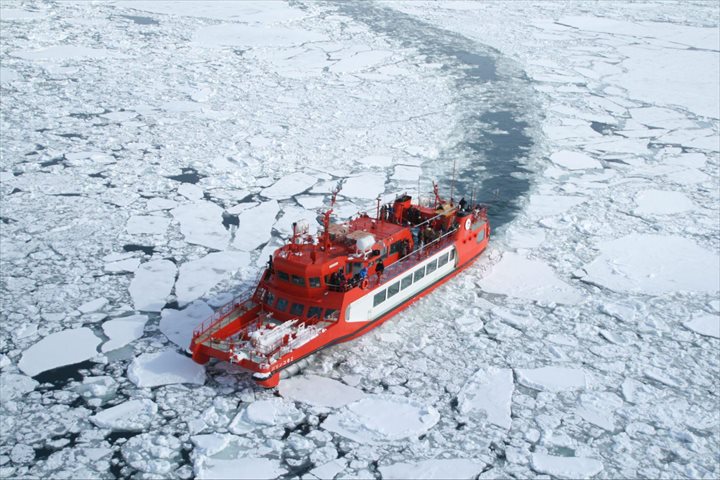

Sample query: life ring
[464,218,471,230]
[360,279,369,290]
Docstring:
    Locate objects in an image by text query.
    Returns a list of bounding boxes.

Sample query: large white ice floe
[101,314,149,352]
[10,45,127,60]
[196,457,287,480]
[260,173,317,200]
[379,458,486,480]
[90,398,158,431]
[342,173,386,200]
[126,214,170,235]
[171,201,229,250]
[525,194,586,218]
[575,392,623,431]
[531,453,603,479]
[160,301,214,349]
[322,395,440,444]
[457,367,514,429]
[127,350,205,387]
[175,251,250,305]
[582,234,719,295]
[193,23,326,49]
[278,374,365,408]
[18,328,101,377]
[232,200,280,251]
[229,398,303,434]
[129,259,177,312]
[477,252,584,304]
[516,366,587,392]
[549,151,602,170]
[634,189,695,215]
[683,314,720,339]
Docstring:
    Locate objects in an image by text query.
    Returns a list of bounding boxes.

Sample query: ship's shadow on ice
[333,1,540,230]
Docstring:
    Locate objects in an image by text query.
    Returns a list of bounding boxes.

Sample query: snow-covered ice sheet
[379,458,486,480]
[128,259,177,312]
[90,398,157,431]
[457,367,514,429]
[127,350,205,387]
[160,301,213,349]
[684,314,720,339]
[278,374,365,408]
[322,395,440,444]
[101,314,148,352]
[175,251,249,305]
[232,201,279,251]
[171,201,229,251]
[582,234,719,294]
[196,457,287,480]
[18,328,101,377]
[516,366,587,392]
[532,453,603,479]
[477,252,584,304]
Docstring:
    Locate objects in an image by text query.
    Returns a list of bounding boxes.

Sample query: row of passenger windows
[276,271,321,288]
[373,251,453,307]
[265,292,336,320]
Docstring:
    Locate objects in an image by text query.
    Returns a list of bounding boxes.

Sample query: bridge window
[308,306,322,319]
[265,292,275,306]
[387,282,400,298]
[275,297,288,312]
[277,271,289,282]
[401,274,413,290]
[290,303,304,316]
[373,290,386,307]
[309,277,321,288]
[426,259,438,274]
[438,253,449,267]
[325,309,338,321]
[291,275,305,286]
[390,241,403,254]
[414,267,425,282]
[476,229,485,243]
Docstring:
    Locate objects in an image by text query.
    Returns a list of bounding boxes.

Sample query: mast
[321,182,342,251]
[450,156,457,205]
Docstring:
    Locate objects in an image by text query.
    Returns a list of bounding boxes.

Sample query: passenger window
[277,271,289,282]
[401,274,413,289]
[275,298,288,312]
[309,277,321,288]
[290,303,304,316]
[307,306,322,319]
[387,282,400,298]
[477,229,485,243]
[414,267,425,282]
[449,249,455,260]
[426,259,437,274]
[373,290,386,307]
[438,253,449,267]
[291,275,305,286]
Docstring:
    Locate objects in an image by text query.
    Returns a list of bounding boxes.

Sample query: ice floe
[379,458,486,480]
[516,366,587,392]
[457,367,514,429]
[90,398,158,431]
[582,234,719,294]
[322,395,439,443]
[260,173,317,200]
[18,328,101,377]
[172,201,229,250]
[121,433,182,476]
[78,297,108,314]
[129,259,177,312]
[232,200,279,251]
[104,257,141,273]
[342,172,387,200]
[550,151,602,170]
[532,453,603,479]
[525,194,586,218]
[194,23,326,49]
[477,252,584,304]
[101,314,148,352]
[278,374,365,408]
[127,350,205,387]
[229,398,304,434]
[683,314,720,339]
[634,189,695,215]
[160,301,213,349]
[175,251,249,305]
[126,214,170,235]
[196,457,287,480]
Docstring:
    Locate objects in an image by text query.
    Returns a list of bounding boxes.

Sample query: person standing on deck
[375,258,385,282]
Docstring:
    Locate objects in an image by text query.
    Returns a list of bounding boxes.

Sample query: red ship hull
[190,189,489,387]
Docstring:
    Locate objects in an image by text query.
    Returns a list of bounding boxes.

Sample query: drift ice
[190,183,490,387]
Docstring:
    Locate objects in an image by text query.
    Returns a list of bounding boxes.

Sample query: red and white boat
[190,183,490,387]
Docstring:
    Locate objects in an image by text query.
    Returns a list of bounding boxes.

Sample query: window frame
[307,306,322,319]
[401,274,413,290]
[275,297,288,312]
[309,277,321,288]
[291,274,305,286]
[414,267,426,282]
[426,259,438,274]
[277,271,290,282]
[387,282,400,298]
[373,290,387,307]
[290,302,304,316]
